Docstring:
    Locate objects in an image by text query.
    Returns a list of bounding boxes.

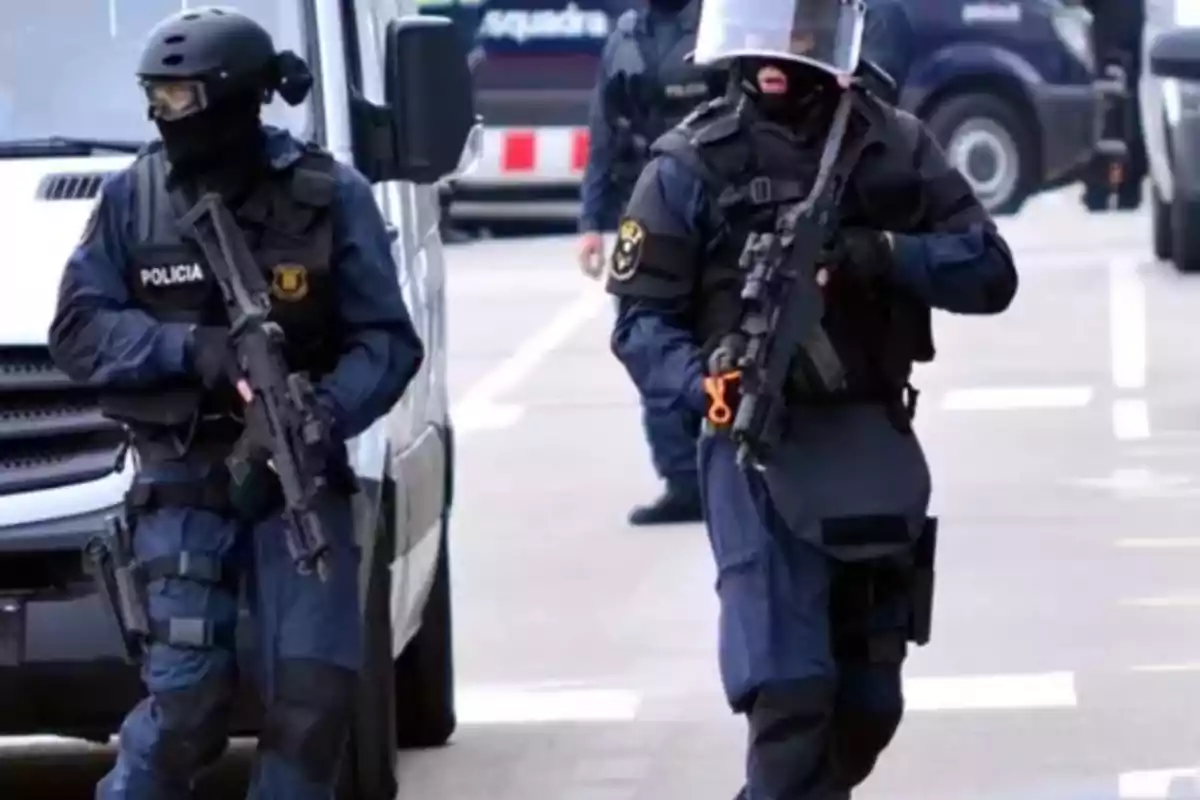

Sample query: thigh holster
[829,517,938,662]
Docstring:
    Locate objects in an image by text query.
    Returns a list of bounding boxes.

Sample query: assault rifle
[703,89,873,469]
[175,192,333,580]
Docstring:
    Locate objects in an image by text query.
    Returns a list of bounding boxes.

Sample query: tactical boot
[628,483,702,525]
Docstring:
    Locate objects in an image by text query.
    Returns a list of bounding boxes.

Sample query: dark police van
[432,0,1110,219]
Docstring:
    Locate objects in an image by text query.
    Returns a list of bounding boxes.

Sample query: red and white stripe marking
[464,126,591,185]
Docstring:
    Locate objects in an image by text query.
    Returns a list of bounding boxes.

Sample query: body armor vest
[605,8,720,188]
[99,143,342,452]
[654,95,935,405]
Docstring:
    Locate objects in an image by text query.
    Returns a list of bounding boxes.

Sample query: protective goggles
[141,79,210,122]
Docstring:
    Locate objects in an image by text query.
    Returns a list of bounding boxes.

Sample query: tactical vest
[606,8,720,186]
[99,144,343,452]
[654,95,935,406]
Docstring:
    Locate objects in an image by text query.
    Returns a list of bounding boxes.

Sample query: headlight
[1052,8,1094,72]
[1162,78,1200,125]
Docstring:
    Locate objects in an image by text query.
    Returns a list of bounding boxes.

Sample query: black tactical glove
[188,326,241,390]
[827,228,895,282]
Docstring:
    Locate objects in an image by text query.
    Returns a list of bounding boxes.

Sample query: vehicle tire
[336,482,401,800]
[394,515,456,749]
[1152,184,1172,261]
[1169,193,1200,273]
[925,92,1036,216]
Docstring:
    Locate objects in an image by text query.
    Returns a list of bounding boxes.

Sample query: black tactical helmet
[136,7,278,121]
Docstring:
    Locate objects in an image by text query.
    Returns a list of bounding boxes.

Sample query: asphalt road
[7,189,1200,799]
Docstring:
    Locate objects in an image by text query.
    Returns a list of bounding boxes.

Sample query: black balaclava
[735,56,839,130]
[157,87,268,191]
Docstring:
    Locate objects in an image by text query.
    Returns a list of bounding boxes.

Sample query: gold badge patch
[271,263,309,301]
[609,218,645,282]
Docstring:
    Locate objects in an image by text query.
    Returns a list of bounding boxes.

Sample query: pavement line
[456,686,641,724]
[1115,537,1200,549]
[1119,767,1200,798]
[904,671,1076,711]
[940,386,1093,411]
[1109,258,1147,390]
[452,285,609,433]
[1130,662,1200,673]
[1122,594,1200,608]
[1112,398,1151,440]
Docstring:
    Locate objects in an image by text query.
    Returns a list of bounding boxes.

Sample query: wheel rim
[946,118,1020,211]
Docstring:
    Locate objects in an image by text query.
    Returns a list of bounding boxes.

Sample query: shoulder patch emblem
[609,219,645,282]
[271,263,309,301]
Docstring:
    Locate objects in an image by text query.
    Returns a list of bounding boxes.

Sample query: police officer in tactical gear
[578,0,725,526]
[606,0,1017,796]
[47,7,424,798]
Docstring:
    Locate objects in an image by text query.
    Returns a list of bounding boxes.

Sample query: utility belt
[827,517,938,663]
[786,381,921,434]
[84,450,355,663]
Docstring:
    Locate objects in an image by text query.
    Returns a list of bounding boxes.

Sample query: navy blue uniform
[581,0,719,523]
[608,92,1016,797]
[49,127,423,799]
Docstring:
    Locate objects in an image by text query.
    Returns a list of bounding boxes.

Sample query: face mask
[156,89,266,183]
[736,57,838,126]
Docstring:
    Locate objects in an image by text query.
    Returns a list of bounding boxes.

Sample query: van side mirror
[1150,27,1200,81]
[351,15,476,185]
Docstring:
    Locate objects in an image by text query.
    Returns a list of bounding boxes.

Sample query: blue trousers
[698,434,907,798]
[97,462,362,800]
[641,393,701,489]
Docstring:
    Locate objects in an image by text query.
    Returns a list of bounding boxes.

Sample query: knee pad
[148,669,236,774]
[746,678,837,798]
[259,658,358,785]
[828,704,903,789]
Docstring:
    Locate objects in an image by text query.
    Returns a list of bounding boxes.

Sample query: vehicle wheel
[336,483,400,800]
[1169,194,1200,273]
[394,515,456,749]
[925,93,1035,216]
[1153,185,1172,261]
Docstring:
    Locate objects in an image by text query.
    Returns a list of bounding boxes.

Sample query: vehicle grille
[0,346,126,497]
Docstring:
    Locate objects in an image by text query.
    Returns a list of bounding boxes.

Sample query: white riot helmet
[692,0,867,78]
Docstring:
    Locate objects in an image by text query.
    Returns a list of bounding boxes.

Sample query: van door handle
[385,224,399,242]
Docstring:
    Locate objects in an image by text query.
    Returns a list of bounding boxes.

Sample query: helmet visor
[693,0,865,76]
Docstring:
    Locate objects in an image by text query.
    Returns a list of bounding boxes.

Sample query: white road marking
[1131,662,1200,673]
[457,686,641,724]
[1108,258,1151,439]
[1116,537,1200,549]
[1122,594,1200,608]
[1112,398,1151,440]
[1071,467,1194,496]
[1119,767,1200,798]
[452,286,608,434]
[903,671,1077,711]
[940,386,1093,411]
[1109,258,1148,390]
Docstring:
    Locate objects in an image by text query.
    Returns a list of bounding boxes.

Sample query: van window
[0,1,313,145]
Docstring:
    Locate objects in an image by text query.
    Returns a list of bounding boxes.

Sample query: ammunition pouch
[827,516,937,664]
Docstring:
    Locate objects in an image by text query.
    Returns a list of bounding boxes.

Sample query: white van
[0,2,479,796]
